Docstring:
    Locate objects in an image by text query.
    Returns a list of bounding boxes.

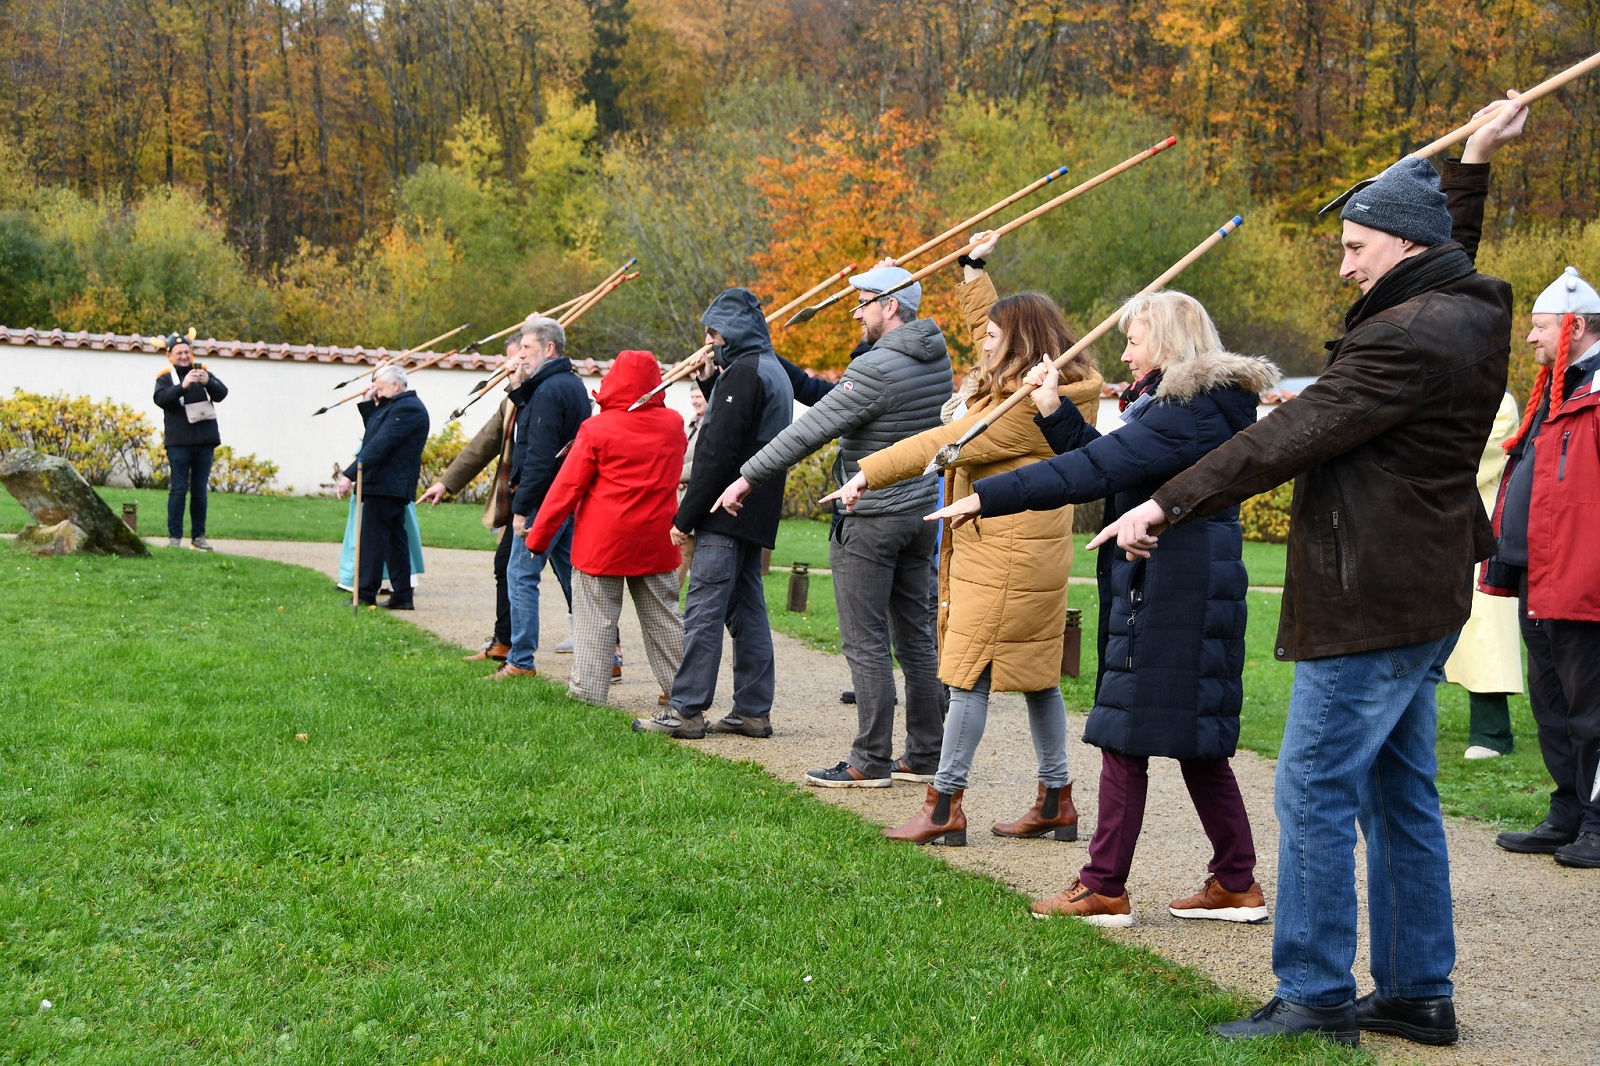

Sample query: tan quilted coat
[856,275,1102,692]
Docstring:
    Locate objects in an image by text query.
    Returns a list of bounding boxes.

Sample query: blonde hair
[1116,290,1230,369]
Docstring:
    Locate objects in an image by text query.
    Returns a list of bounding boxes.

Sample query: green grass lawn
[0,550,1363,1065]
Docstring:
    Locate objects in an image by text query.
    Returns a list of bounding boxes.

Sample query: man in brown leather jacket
[1093,97,1527,1048]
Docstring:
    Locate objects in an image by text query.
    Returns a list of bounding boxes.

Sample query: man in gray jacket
[715,262,953,786]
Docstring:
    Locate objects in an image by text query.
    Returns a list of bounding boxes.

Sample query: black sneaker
[840,691,856,704]
[1554,831,1600,869]
[631,709,706,739]
[1496,819,1578,854]
[707,713,773,738]
[804,761,890,789]
[1213,997,1358,1046]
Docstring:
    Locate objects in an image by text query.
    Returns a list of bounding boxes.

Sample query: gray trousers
[831,511,946,777]
[934,666,1070,794]
[669,532,775,718]
[569,569,684,704]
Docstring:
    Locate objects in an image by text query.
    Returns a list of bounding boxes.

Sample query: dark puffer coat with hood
[674,289,794,549]
[974,350,1280,761]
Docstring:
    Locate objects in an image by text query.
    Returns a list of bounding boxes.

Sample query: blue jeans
[1273,633,1459,1008]
[669,532,774,718]
[166,445,214,539]
[506,516,573,671]
[933,666,1068,794]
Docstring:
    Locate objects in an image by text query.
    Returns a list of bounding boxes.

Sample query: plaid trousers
[569,569,684,703]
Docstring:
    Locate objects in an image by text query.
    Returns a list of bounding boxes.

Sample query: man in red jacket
[1482,267,1600,869]
[527,350,686,704]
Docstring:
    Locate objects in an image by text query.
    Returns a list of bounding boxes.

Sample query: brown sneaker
[463,642,511,662]
[482,663,537,681]
[1168,875,1269,923]
[1030,878,1133,926]
[707,713,773,738]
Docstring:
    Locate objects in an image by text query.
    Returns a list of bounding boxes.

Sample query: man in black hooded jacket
[634,288,793,739]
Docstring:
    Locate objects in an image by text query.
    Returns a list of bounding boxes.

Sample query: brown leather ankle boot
[991,781,1078,841]
[882,786,967,846]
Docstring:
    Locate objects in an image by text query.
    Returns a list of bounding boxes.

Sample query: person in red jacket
[1482,266,1600,869]
[527,350,686,704]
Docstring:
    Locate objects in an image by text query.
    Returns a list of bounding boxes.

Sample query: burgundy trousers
[1079,750,1257,898]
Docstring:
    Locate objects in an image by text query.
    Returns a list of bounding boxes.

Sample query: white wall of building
[1,346,700,494]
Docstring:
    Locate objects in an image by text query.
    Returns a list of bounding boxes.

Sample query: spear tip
[312,407,328,416]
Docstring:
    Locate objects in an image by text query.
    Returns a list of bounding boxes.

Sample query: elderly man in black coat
[336,365,430,609]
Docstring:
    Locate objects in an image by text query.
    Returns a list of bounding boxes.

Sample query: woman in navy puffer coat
[931,290,1280,927]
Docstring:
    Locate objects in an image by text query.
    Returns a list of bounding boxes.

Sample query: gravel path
[217,538,1596,1064]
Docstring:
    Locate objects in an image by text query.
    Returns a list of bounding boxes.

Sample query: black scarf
[1336,243,1476,344]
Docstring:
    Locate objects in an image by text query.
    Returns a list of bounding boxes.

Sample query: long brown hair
[966,291,1094,407]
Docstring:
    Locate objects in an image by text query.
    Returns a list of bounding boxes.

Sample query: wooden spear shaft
[628,262,857,411]
[859,137,1179,313]
[1411,50,1600,160]
[332,321,470,388]
[451,272,640,420]
[787,164,1070,325]
[315,347,469,415]
[350,461,364,615]
[922,214,1243,474]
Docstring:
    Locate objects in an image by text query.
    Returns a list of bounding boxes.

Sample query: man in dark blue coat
[487,316,590,680]
[336,365,429,609]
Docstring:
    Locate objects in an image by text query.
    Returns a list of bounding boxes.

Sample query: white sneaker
[1464,745,1503,760]
[552,614,575,653]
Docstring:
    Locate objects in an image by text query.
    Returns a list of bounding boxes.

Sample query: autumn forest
[3,0,1598,389]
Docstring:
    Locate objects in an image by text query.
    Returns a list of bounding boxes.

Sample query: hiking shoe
[1030,878,1133,926]
[167,537,182,548]
[1169,875,1269,923]
[190,537,214,551]
[708,713,773,738]
[805,761,891,789]
[1496,819,1577,854]
[631,709,706,739]
[889,758,936,783]
[1554,832,1600,869]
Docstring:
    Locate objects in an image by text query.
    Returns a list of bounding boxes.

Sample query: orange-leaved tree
[748,109,960,371]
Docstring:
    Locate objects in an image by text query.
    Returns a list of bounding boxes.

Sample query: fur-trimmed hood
[1155,351,1280,402]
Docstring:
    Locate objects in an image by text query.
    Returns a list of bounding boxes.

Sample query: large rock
[0,449,151,557]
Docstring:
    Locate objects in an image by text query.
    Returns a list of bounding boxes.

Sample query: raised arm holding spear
[1317,50,1600,213]
[819,214,1243,507]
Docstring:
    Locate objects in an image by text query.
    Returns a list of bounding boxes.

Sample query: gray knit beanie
[1338,157,1452,246]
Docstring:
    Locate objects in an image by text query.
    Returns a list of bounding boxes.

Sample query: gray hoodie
[741,317,954,517]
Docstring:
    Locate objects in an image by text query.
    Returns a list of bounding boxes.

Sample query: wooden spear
[449,271,641,421]
[785,165,1070,326]
[314,345,468,416]
[332,321,471,388]
[453,262,639,379]
[1318,51,1600,214]
[918,214,1243,475]
[849,138,1178,314]
[350,460,364,615]
[627,262,857,412]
